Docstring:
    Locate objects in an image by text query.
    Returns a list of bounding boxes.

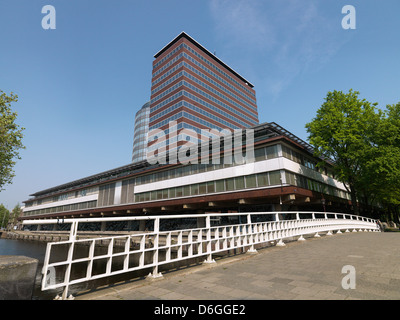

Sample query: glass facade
[132,102,150,163]
[22,140,350,218]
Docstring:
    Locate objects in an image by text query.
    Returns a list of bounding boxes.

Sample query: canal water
[0,237,161,300]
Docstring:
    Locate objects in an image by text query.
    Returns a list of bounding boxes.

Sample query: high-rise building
[132,102,150,163]
[148,32,259,154]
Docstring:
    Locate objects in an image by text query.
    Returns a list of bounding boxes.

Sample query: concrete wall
[0,256,38,300]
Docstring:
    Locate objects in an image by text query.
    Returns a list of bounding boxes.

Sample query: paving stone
[76,232,400,301]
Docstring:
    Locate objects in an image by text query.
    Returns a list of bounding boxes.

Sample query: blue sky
[0,0,399,209]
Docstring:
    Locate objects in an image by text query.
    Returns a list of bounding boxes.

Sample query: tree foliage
[306,90,400,218]
[0,204,9,229]
[0,90,25,191]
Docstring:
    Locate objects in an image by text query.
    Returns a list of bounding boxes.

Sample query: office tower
[132,102,150,163]
[148,32,259,154]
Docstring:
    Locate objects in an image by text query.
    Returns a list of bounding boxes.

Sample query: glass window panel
[176,186,183,197]
[191,184,199,195]
[162,189,169,199]
[255,148,266,161]
[157,190,163,200]
[225,178,235,191]
[169,188,176,198]
[266,145,278,159]
[151,191,157,201]
[199,183,207,194]
[207,181,215,193]
[183,185,190,196]
[245,175,257,188]
[269,171,281,185]
[234,176,245,190]
[215,180,225,192]
[285,172,296,185]
[191,164,199,174]
[182,165,191,176]
[257,173,269,186]
[282,145,291,159]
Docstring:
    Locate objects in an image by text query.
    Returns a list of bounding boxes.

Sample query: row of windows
[137,144,279,185]
[182,81,257,125]
[181,52,257,106]
[285,171,350,200]
[152,62,257,113]
[152,44,257,103]
[182,43,256,99]
[23,201,97,217]
[152,61,184,87]
[151,80,184,104]
[151,80,257,126]
[135,171,282,202]
[150,93,249,129]
[153,43,184,70]
[25,187,99,207]
[151,70,184,96]
[281,145,334,178]
[150,111,232,138]
[152,52,183,79]
[133,131,148,144]
[182,67,257,116]
[134,170,349,204]
[150,91,184,118]
[134,117,149,128]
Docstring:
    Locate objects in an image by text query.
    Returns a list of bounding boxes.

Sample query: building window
[234,176,245,190]
[257,173,269,187]
[215,180,225,192]
[269,171,281,185]
[255,148,265,161]
[207,181,215,193]
[225,178,235,191]
[245,175,257,188]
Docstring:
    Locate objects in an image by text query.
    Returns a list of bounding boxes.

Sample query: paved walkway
[76,232,400,300]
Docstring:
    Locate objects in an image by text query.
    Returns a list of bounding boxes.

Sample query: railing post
[69,221,78,242]
[147,217,163,280]
[246,214,257,254]
[203,215,215,264]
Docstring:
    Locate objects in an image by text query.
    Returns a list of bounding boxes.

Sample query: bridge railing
[22,211,379,299]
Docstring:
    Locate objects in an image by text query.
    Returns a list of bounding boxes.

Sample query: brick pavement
[75,232,400,300]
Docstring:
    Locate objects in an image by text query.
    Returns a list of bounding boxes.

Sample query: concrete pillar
[0,256,38,300]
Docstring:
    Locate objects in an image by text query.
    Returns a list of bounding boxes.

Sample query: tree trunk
[350,187,359,215]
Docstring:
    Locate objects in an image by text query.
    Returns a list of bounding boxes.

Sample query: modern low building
[21,122,351,224]
[20,33,353,227]
[132,102,150,163]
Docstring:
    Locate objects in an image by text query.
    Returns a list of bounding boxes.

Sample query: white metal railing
[22,211,379,299]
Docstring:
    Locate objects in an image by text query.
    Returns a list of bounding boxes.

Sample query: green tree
[305,89,380,215]
[0,90,25,191]
[362,103,400,220]
[0,204,10,229]
[8,203,22,230]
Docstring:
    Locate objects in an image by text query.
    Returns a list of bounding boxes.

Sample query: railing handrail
[22,211,377,226]
[32,211,379,300]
